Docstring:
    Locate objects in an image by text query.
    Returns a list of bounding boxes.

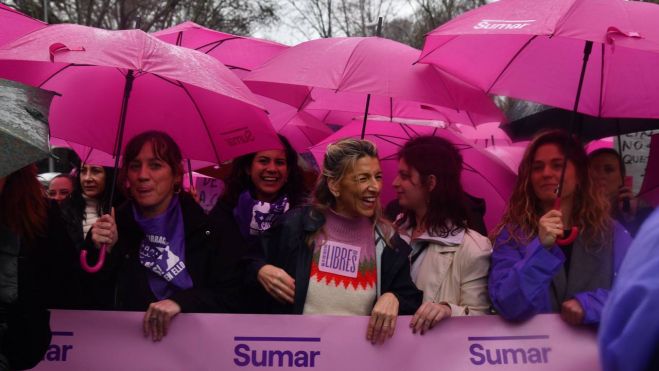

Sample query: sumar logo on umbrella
[474,19,535,30]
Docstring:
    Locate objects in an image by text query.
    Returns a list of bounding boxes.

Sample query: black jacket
[258,206,422,315]
[209,199,267,313]
[0,200,80,370]
[83,193,244,313]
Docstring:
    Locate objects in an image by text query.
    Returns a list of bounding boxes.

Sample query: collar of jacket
[299,206,326,233]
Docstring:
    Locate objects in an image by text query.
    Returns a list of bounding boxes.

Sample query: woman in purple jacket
[489,130,632,326]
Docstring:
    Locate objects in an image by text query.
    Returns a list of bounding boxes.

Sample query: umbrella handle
[553,198,578,246]
[80,245,107,273]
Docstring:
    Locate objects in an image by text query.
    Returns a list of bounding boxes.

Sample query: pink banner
[35,310,600,371]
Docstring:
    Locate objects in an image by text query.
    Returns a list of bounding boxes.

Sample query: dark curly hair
[394,135,469,237]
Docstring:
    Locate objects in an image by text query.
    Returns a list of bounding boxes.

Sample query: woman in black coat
[85,131,243,341]
[256,139,422,345]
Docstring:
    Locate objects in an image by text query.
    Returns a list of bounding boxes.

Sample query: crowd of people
[1,128,656,369]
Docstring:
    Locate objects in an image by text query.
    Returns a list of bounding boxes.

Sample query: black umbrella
[503,106,659,142]
[0,78,56,177]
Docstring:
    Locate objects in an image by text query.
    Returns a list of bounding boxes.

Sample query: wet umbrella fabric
[0,79,55,177]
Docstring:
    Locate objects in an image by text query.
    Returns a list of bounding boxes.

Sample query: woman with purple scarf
[86,131,242,341]
[209,135,310,312]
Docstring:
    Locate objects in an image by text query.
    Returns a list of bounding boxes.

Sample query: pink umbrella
[303,89,494,128]
[0,3,46,47]
[418,0,659,119]
[419,0,659,244]
[262,95,333,152]
[50,137,213,172]
[244,37,503,132]
[309,120,517,231]
[152,22,333,151]
[0,24,281,272]
[0,24,281,164]
[639,134,659,207]
[153,21,287,73]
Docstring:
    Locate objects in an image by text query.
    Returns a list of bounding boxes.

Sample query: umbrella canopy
[504,105,659,141]
[153,21,287,74]
[309,121,517,231]
[49,137,213,171]
[245,37,502,126]
[418,0,659,119]
[0,78,55,177]
[0,3,46,47]
[0,24,282,164]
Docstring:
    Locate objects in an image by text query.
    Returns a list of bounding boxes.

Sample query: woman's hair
[49,173,74,187]
[588,148,626,178]
[492,130,611,245]
[395,136,469,237]
[0,165,47,241]
[311,138,392,243]
[120,130,184,195]
[221,134,308,208]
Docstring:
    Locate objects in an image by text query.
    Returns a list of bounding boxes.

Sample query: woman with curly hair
[489,130,632,326]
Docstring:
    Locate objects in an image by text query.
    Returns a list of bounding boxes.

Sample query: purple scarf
[133,196,193,300]
[233,190,289,242]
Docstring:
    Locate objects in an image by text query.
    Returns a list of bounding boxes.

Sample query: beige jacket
[400,226,492,316]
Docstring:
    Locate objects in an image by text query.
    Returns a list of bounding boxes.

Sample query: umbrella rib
[433,69,461,114]
[151,73,187,88]
[416,35,459,65]
[598,43,605,117]
[398,123,413,138]
[486,35,538,95]
[199,37,241,55]
[373,134,406,148]
[37,63,83,88]
[177,81,222,164]
[335,38,369,91]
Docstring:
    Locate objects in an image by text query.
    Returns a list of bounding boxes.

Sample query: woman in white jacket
[392,136,492,335]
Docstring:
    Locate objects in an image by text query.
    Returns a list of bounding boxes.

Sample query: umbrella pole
[360,17,384,140]
[80,70,135,274]
[615,120,631,212]
[187,158,194,190]
[107,70,135,213]
[554,41,592,246]
[557,41,593,199]
[360,95,372,139]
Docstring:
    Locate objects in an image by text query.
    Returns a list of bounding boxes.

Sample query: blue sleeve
[599,209,659,371]
[573,289,608,325]
[612,221,633,274]
[489,228,565,321]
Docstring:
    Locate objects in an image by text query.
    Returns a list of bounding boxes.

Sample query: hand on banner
[560,299,585,325]
[367,293,399,345]
[91,208,118,253]
[258,265,295,304]
[410,301,451,335]
[143,299,181,342]
[539,209,564,247]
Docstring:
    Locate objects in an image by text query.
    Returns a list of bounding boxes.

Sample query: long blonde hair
[308,138,393,246]
[492,130,611,246]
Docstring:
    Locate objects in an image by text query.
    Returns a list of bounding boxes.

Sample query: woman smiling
[256,138,421,344]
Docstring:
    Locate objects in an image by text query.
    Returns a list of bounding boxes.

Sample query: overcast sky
[252,1,416,45]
